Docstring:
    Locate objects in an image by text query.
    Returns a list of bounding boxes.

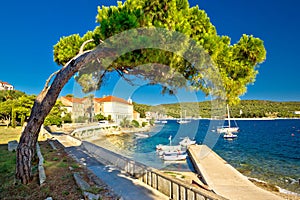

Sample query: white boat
[156,144,181,151]
[135,132,149,138]
[217,104,239,133]
[223,132,238,139]
[179,137,196,147]
[163,154,187,161]
[158,149,186,156]
[161,120,168,124]
[177,110,190,124]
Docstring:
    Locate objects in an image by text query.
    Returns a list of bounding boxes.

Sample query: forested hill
[133,100,300,119]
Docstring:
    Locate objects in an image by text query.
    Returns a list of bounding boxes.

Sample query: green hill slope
[134,100,300,119]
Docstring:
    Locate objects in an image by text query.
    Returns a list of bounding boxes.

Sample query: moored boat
[156,144,181,151]
[179,137,196,147]
[163,154,187,161]
[223,132,238,139]
[158,149,186,156]
[135,132,149,138]
[217,126,239,134]
[177,110,190,124]
[217,104,239,133]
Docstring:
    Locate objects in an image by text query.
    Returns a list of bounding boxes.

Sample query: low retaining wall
[82,141,226,200]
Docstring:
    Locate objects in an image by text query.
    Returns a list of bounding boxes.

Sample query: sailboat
[177,110,190,124]
[217,104,239,133]
[223,131,238,139]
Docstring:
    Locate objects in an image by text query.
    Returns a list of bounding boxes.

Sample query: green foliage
[0,90,25,102]
[53,0,267,105]
[133,102,150,118]
[149,118,155,126]
[149,100,300,118]
[62,113,72,123]
[0,93,35,127]
[74,116,88,123]
[0,100,13,126]
[131,120,140,128]
[14,95,35,126]
[94,113,107,121]
[11,109,16,128]
[142,121,148,127]
[44,101,66,126]
[120,117,131,128]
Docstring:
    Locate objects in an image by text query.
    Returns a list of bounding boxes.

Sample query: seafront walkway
[50,132,169,200]
[188,145,283,200]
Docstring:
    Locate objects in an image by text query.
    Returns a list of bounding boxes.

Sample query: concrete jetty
[188,145,283,200]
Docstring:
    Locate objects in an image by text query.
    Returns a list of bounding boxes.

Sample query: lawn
[0,126,47,144]
[0,138,116,199]
[0,126,22,144]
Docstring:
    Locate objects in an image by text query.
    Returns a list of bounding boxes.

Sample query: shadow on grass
[0,141,84,199]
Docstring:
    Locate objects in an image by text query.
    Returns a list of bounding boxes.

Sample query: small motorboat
[163,154,187,161]
[135,132,149,138]
[158,149,186,156]
[156,144,181,151]
[179,137,196,147]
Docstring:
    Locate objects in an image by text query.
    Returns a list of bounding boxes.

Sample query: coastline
[84,132,300,199]
[165,117,300,121]
[61,120,300,199]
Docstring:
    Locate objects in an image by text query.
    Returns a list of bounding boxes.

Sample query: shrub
[142,122,148,127]
[131,120,139,128]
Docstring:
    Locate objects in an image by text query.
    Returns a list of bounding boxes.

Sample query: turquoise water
[92,119,300,193]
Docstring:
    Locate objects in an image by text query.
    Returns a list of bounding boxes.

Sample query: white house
[60,95,135,124]
[94,96,133,124]
[0,81,14,90]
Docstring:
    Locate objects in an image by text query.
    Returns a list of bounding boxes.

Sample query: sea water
[91,119,300,194]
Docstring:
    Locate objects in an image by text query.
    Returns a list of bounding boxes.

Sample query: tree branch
[43,70,60,90]
[79,39,94,54]
[43,39,96,92]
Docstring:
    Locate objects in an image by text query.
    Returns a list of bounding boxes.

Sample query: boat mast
[227,104,231,128]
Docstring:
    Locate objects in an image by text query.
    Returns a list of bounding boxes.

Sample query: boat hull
[217,127,239,134]
[163,154,187,161]
[223,133,238,139]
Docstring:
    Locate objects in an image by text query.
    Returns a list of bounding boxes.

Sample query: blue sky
[0,0,299,105]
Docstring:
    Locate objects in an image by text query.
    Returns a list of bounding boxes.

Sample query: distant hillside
[134,100,300,118]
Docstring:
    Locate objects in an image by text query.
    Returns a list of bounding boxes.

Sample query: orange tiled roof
[61,96,85,104]
[94,96,131,105]
[0,81,11,85]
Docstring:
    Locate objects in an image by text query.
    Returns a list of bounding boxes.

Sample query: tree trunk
[16,47,115,184]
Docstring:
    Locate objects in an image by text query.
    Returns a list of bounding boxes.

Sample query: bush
[62,113,72,123]
[94,113,107,121]
[44,115,62,126]
[74,116,88,123]
[142,122,148,127]
[131,120,139,128]
[120,117,131,128]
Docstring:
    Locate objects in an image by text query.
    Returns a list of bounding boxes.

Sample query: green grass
[0,126,22,144]
[0,141,85,199]
[0,126,47,145]
[164,171,185,179]
[0,145,16,194]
